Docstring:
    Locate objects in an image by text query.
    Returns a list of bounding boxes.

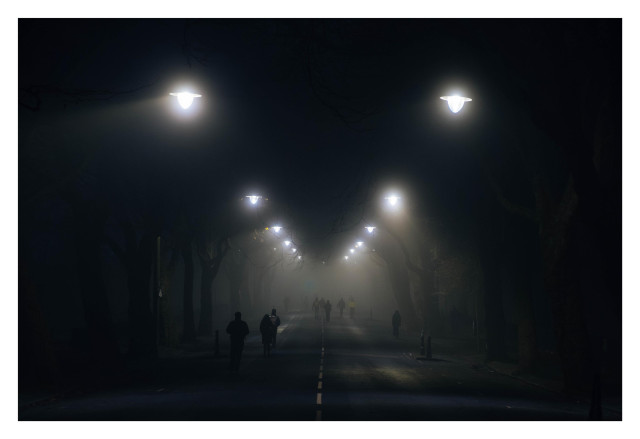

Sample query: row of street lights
[170,88,471,265]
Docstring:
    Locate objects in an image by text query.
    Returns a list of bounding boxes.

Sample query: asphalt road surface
[19,311,618,421]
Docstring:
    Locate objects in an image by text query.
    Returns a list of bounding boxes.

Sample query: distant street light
[384,194,402,208]
[440,95,472,113]
[245,195,262,205]
[272,226,282,233]
[284,241,291,246]
[170,91,202,109]
[350,249,355,254]
[356,241,364,247]
[365,226,376,234]
[344,256,349,260]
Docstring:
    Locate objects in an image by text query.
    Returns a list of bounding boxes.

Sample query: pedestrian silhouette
[313,297,320,320]
[260,314,274,358]
[392,310,401,338]
[270,308,281,348]
[226,311,249,372]
[325,299,332,322]
[337,297,345,318]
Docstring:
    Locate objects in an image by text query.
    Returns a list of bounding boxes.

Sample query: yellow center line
[318,382,323,390]
[316,393,322,405]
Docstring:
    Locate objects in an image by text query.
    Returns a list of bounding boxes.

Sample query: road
[19,311,619,421]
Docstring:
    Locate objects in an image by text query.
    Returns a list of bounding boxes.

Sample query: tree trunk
[71,209,122,372]
[181,240,196,342]
[197,266,214,336]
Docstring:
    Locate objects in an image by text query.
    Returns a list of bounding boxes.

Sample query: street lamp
[271,226,282,233]
[356,241,364,247]
[365,226,376,234]
[284,241,291,246]
[440,95,472,113]
[245,195,262,205]
[350,248,355,254]
[170,91,202,110]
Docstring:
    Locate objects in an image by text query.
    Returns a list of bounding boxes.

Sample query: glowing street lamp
[170,91,202,109]
[440,95,472,113]
[284,241,291,246]
[344,256,349,260]
[246,195,262,205]
[385,195,401,207]
[350,249,355,254]
[292,248,297,253]
[356,241,364,247]
[365,226,376,234]
[272,226,282,233]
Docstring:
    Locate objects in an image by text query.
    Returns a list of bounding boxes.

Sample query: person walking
[392,310,401,338]
[337,297,345,318]
[226,311,249,372]
[260,314,274,358]
[348,297,356,319]
[270,308,281,348]
[324,299,332,322]
[313,297,320,320]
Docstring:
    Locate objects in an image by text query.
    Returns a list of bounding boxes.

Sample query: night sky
[8,2,637,436]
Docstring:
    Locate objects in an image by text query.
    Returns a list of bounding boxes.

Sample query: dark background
[16,16,623,424]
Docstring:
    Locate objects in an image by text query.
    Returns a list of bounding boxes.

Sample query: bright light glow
[272,226,282,233]
[284,241,291,246]
[344,256,349,260]
[170,92,202,109]
[350,249,355,254]
[292,248,297,253]
[298,255,302,260]
[440,95,472,113]
[356,242,364,247]
[365,226,376,234]
[385,195,400,206]
[246,195,262,205]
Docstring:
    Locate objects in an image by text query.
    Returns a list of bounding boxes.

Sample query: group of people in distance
[225,308,281,372]
[312,296,356,320]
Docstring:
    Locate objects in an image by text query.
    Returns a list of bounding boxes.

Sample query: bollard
[420,330,425,356]
[426,335,432,360]
[214,329,220,358]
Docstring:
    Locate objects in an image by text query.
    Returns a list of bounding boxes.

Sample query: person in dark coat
[337,298,346,317]
[392,310,401,338]
[325,300,332,322]
[270,308,281,348]
[226,311,249,371]
[260,314,274,358]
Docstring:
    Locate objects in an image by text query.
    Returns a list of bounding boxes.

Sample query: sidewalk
[413,335,622,417]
